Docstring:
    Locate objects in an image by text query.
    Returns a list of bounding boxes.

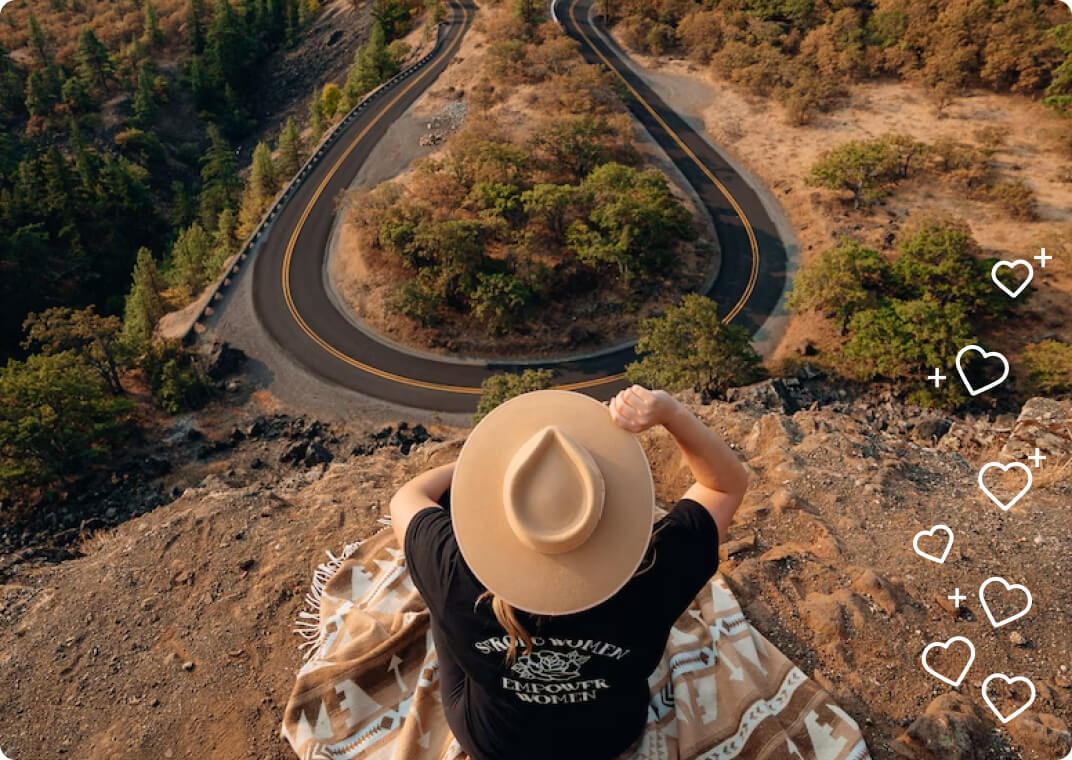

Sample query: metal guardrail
[181,22,448,346]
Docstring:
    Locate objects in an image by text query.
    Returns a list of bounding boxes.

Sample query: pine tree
[371,0,408,39]
[250,140,277,199]
[213,207,238,263]
[69,118,98,187]
[75,28,114,93]
[169,223,214,296]
[188,55,211,109]
[235,143,276,241]
[25,67,61,118]
[27,12,52,68]
[205,0,255,114]
[0,44,24,118]
[207,0,240,82]
[276,117,303,178]
[122,246,166,353]
[237,182,265,240]
[199,123,241,228]
[143,1,165,47]
[268,0,286,44]
[61,75,95,114]
[132,62,158,126]
[343,21,397,104]
[286,0,300,45]
[189,0,206,53]
[169,181,196,230]
[222,82,250,135]
[308,85,326,141]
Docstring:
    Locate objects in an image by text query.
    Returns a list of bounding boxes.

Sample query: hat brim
[451,390,655,615]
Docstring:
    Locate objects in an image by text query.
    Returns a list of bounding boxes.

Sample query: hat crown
[502,425,606,555]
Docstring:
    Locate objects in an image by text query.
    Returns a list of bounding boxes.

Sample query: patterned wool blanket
[280,518,872,760]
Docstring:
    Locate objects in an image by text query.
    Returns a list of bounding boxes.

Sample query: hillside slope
[0,384,1069,759]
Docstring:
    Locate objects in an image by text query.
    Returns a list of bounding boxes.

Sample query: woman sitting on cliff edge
[389,384,748,760]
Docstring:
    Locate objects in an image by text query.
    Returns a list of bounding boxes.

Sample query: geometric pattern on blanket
[281,519,872,760]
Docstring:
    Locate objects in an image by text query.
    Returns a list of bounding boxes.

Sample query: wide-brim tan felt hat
[451,389,655,616]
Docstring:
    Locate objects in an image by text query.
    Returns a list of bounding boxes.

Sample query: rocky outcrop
[999,397,1072,461]
[0,384,1069,759]
[892,695,993,760]
[197,339,247,380]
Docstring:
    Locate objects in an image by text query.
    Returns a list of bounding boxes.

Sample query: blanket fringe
[291,524,393,661]
[292,540,362,660]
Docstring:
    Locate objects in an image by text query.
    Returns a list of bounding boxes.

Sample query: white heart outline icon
[977,461,1032,511]
[921,635,976,687]
[979,576,1033,628]
[982,673,1036,724]
[955,344,1010,396]
[913,524,954,564]
[991,259,1034,298]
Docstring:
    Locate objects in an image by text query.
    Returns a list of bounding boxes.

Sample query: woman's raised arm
[388,461,456,546]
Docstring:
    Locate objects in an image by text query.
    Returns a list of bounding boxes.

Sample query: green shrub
[474,368,554,424]
[677,10,723,63]
[320,82,343,119]
[785,238,890,329]
[625,293,763,398]
[843,297,975,409]
[0,351,135,503]
[470,271,535,334]
[807,137,902,208]
[645,23,677,55]
[143,341,212,414]
[1020,340,1072,395]
[988,179,1038,221]
[892,213,1007,318]
[566,163,693,286]
[388,270,445,327]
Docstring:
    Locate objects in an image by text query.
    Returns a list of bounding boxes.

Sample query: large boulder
[892,694,991,760]
[199,340,247,380]
[726,379,798,413]
[1000,397,1072,461]
[1005,711,1070,757]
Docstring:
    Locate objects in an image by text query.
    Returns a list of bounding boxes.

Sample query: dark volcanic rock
[303,440,334,467]
[199,340,247,380]
[912,417,952,443]
[353,423,436,457]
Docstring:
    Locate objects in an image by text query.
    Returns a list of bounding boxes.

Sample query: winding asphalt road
[248,0,788,414]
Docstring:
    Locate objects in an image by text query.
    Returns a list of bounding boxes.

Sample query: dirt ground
[327,2,720,361]
[1,381,1070,759]
[601,37,1072,372]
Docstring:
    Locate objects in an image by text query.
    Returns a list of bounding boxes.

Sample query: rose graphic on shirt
[510,649,591,682]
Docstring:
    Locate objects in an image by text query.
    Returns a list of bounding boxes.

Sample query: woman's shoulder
[654,498,718,539]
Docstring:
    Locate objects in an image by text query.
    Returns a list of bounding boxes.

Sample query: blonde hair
[474,590,537,665]
[473,522,669,665]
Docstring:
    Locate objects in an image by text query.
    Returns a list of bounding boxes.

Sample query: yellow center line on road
[281,0,493,395]
[567,0,759,322]
[281,0,630,394]
[280,0,759,398]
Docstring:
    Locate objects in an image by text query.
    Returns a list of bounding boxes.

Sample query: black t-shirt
[403,487,720,760]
